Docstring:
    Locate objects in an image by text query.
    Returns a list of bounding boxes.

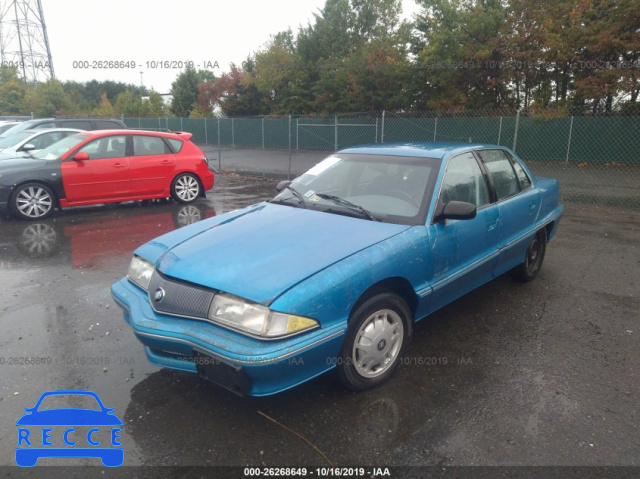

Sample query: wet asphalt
[0,175,638,472]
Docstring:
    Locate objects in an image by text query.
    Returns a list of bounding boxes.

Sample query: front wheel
[514,228,547,281]
[11,183,56,220]
[337,292,411,391]
[171,173,201,203]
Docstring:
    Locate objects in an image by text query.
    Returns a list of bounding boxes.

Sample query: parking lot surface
[0,175,638,471]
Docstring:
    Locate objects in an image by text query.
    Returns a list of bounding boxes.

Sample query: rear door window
[478,149,521,201]
[133,135,170,156]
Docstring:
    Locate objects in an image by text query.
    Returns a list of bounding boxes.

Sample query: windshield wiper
[283,184,308,206]
[316,193,376,221]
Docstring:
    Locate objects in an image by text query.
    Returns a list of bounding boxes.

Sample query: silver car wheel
[15,186,53,219]
[173,174,200,203]
[352,309,404,378]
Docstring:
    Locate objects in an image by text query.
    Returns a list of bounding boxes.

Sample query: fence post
[433,117,438,141]
[512,109,521,152]
[565,116,574,163]
[296,119,299,150]
[158,118,161,130]
[138,118,141,129]
[381,110,385,142]
[498,117,503,145]
[375,118,378,143]
[232,118,235,148]
[334,116,338,151]
[217,118,221,171]
[204,117,208,144]
[180,117,183,131]
[262,118,265,149]
[288,115,293,180]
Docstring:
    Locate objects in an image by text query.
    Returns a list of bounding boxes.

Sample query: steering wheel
[384,190,420,207]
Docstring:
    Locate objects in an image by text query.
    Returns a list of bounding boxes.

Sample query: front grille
[148,270,215,319]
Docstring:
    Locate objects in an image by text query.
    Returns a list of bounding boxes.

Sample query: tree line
[1,0,638,118]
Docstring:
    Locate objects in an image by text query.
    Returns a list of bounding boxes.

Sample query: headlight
[127,256,155,291]
[208,293,318,338]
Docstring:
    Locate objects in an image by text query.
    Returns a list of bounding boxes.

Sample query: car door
[129,135,176,195]
[427,152,500,313]
[477,149,541,276]
[61,134,130,203]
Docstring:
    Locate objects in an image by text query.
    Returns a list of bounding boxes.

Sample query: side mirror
[73,151,89,161]
[276,180,291,192]
[20,143,36,152]
[436,201,477,222]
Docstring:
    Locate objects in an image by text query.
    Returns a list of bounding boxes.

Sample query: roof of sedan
[339,142,504,159]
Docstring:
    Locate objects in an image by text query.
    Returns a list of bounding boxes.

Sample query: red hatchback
[0,130,214,220]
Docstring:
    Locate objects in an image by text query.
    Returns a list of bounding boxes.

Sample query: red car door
[61,134,130,203]
[129,134,176,195]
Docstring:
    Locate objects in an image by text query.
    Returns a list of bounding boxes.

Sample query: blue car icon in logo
[15,390,123,467]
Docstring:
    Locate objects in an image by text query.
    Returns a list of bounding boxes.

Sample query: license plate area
[194,352,251,396]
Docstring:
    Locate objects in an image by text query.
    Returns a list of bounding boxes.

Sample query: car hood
[149,202,410,304]
[0,156,46,169]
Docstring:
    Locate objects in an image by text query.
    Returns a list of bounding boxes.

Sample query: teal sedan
[111,143,564,396]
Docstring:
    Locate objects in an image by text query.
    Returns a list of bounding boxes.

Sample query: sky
[40,0,421,94]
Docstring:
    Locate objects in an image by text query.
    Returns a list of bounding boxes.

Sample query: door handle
[111,163,126,168]
[160,160,173,165]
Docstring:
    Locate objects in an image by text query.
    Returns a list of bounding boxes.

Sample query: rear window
[166,138,183,153]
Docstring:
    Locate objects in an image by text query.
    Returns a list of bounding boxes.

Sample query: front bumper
[111,278,345,396]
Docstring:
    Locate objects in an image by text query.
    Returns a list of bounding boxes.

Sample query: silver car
[0,128,82,160]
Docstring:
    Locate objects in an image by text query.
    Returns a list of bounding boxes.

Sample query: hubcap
[175,176,199,201]
[352,309,404,378]
[16,187,53,218]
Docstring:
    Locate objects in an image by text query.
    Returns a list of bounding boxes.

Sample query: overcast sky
[43,0,420,94]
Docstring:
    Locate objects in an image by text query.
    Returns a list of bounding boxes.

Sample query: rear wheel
[337,292,411,391]
[11,183,55,220]
[171,173,201,203]
[514,228,547,281]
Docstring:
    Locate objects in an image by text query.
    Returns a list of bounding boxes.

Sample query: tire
[514,228,547,281]
[337,292,412,391]
[11,183,56,220]
[171,173,201,203]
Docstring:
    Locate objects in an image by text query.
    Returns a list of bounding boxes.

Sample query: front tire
[337,292,411,391]
[171,173,201,203]
[514,228,547,281]
[11,183,56,220]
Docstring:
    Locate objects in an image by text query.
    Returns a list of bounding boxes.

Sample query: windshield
[273,153,440,225]
[0,131,32,148]
[34,133,89,160]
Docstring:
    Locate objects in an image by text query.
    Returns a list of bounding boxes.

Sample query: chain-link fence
[124,108,640,209]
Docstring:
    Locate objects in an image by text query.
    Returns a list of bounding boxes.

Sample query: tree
[145,90,167,117]
[114,90,144,117]
[93,92,116,117]
[0,66,27,114]
[170,63,200,117]
[250,30,315,114]
[25,80,71,117]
